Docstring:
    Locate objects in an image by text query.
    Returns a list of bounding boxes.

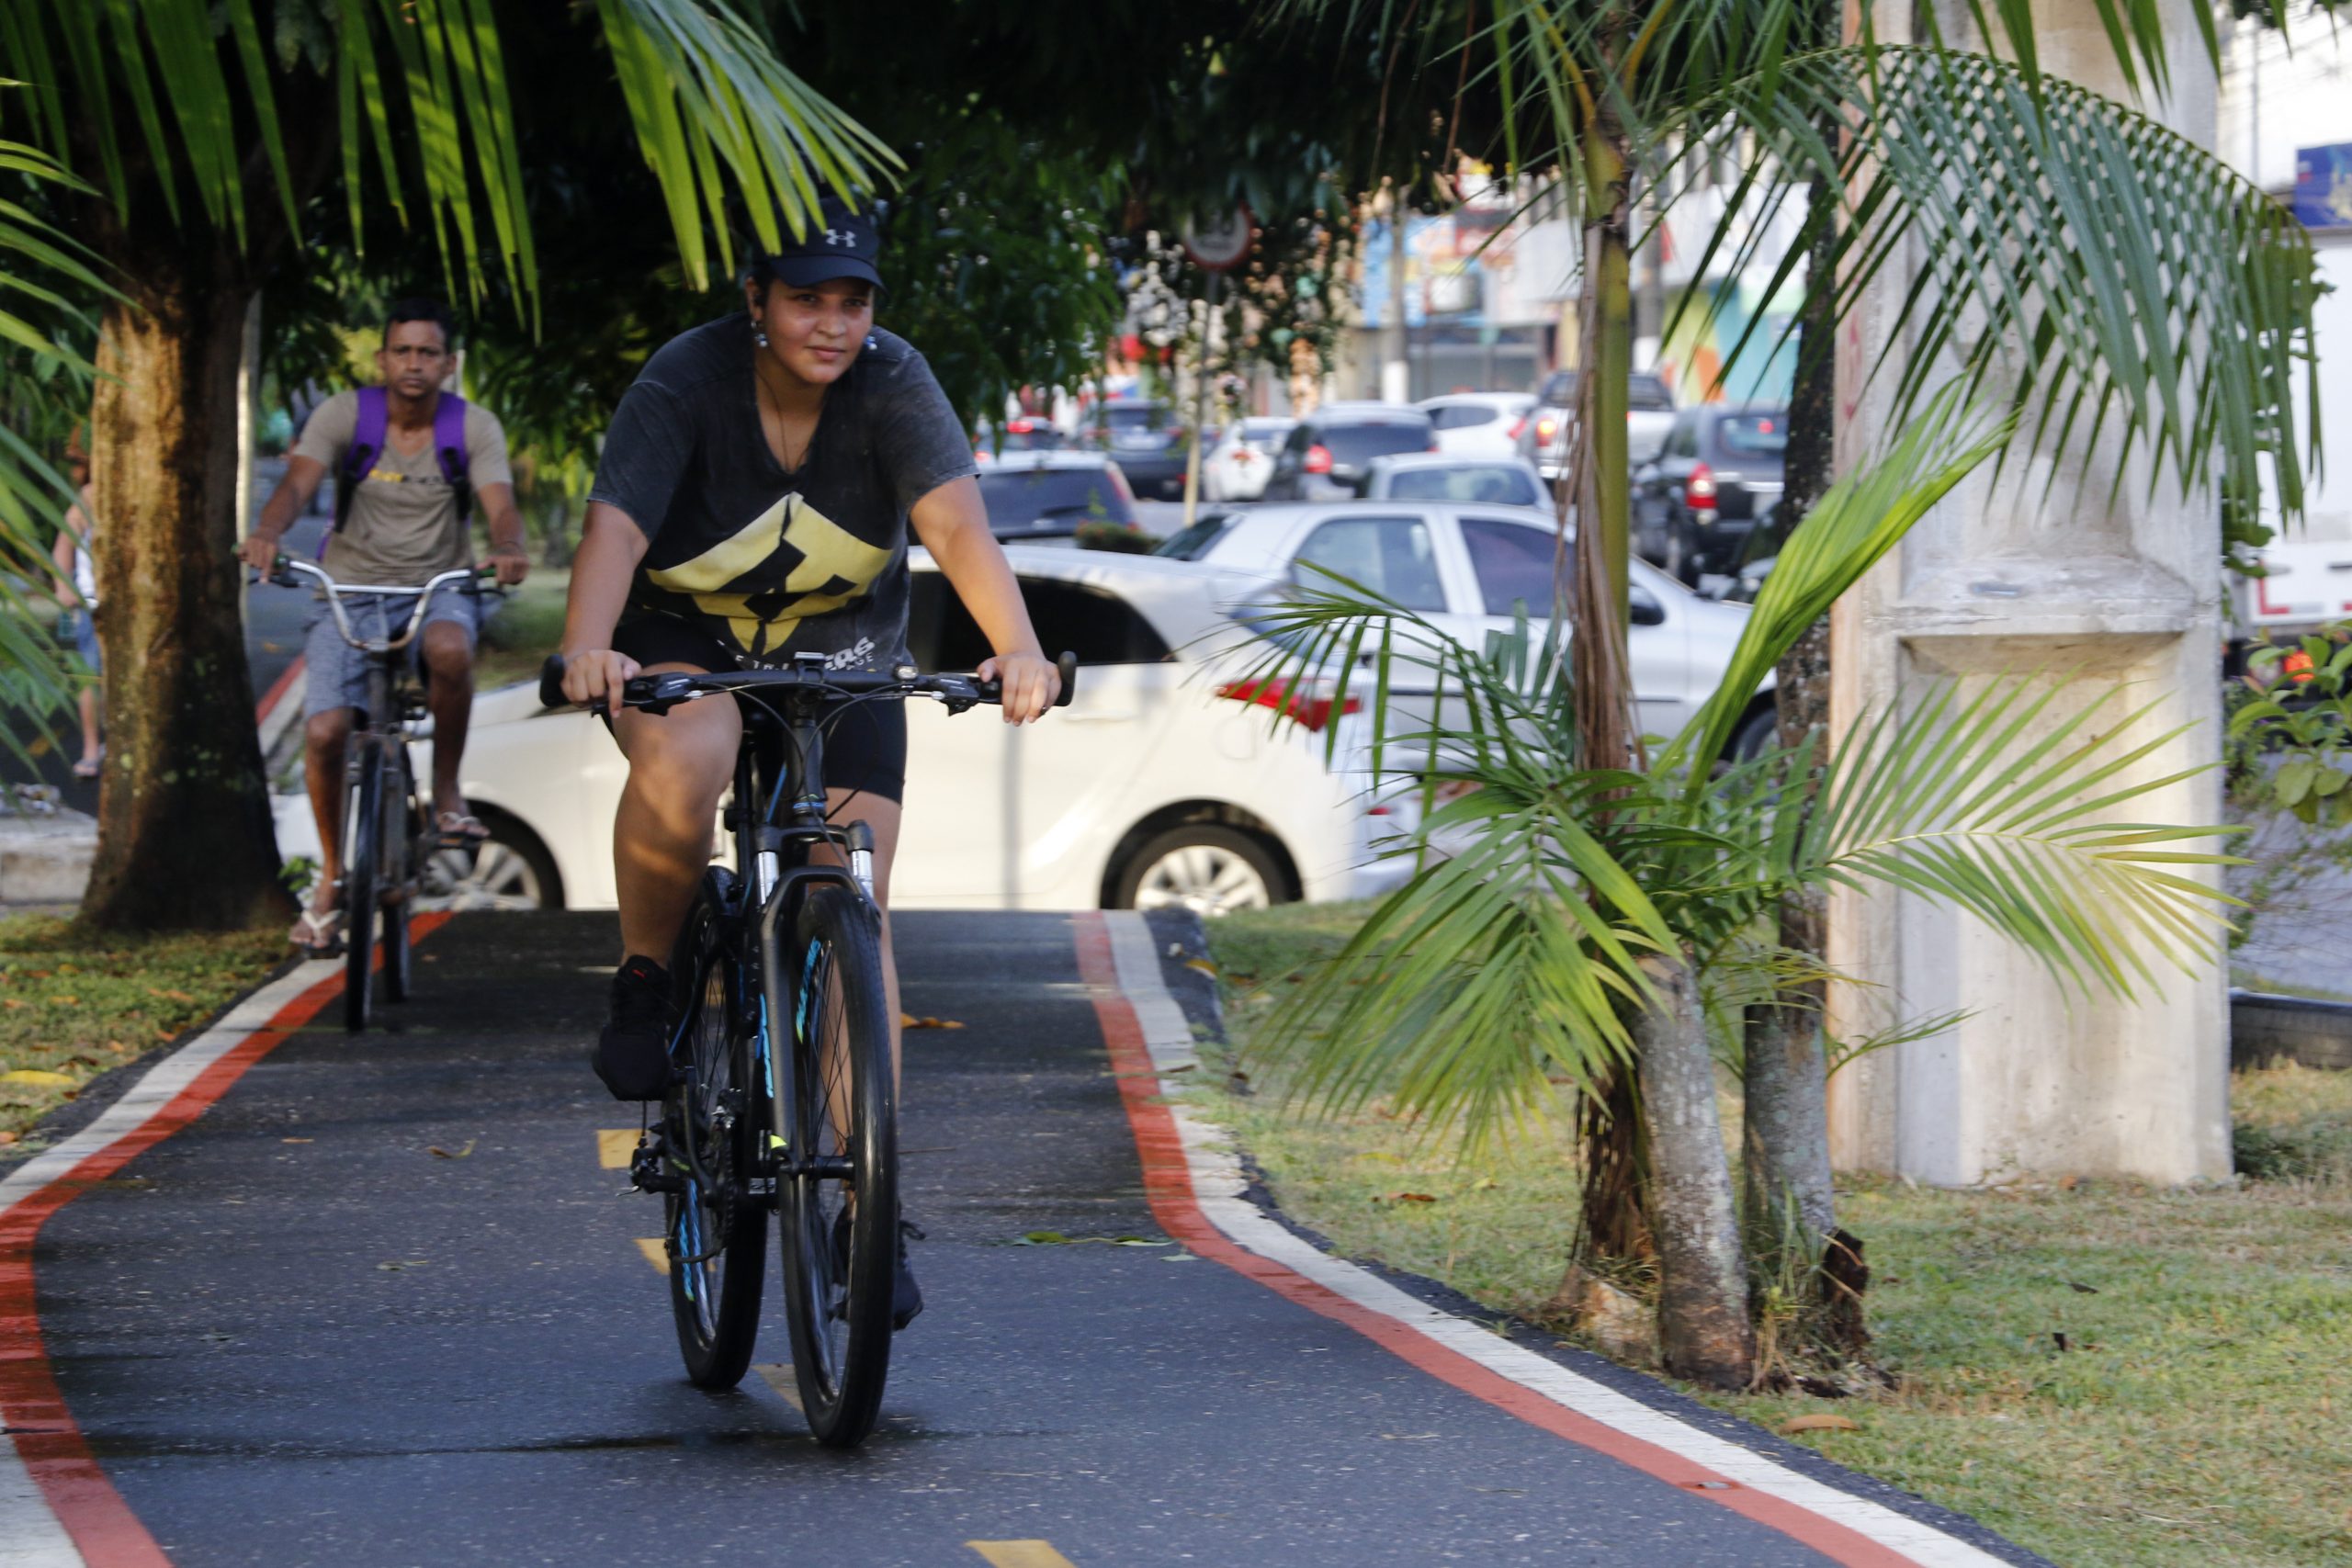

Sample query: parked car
[1175,500,1776,751]
[1261,402,1437,502]
[1632,405,1788,584]
[1419,392,1538,458]
[1361,452,1547,508]
[1090,399,1192,499]
[976,451,1140,546]
[277,551,1414,918]
[974,413,1066,459]
[1203,416,1295,502]
[1514,369,1679,479]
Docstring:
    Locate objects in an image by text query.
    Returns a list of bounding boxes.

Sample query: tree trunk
[78,249,288,931]
[1568,92,1654,1268]
[1742,168,1840,1257]
[1637,953,1757,1389]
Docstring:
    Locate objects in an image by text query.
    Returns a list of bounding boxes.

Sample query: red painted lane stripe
[0,911,453,1566]
[254,654,305,728]
[1072,913,1914,1568]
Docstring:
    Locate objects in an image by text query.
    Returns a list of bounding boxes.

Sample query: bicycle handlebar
[537,650,1080,717]
[246,555,503,655]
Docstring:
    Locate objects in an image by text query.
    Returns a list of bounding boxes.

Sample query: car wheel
[1729,705,1781,762]
[1110,826,1285,918]
[414,814,561,911]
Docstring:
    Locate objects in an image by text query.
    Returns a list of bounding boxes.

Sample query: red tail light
[1685,461,1717,505]
[1006,417,1036,434]
[1506,415,1529,442]
[1303,444,1335,475]
[1217,676,1362,733]
[1534,415,1559,446]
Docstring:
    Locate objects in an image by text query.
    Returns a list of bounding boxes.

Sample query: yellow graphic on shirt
[645,493,890,658]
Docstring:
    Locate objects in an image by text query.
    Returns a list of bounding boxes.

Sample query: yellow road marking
[752,1363,804,1415]
[633,1237,668,1275]
[966,1544,1077,1568]
[596,1129,638,1169]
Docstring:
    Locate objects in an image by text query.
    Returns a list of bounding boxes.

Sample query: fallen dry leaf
[1781,1414,1861,1435]
[1381,1191,1440,1204]
[427,1139,476,1160]
[899,1014,965,1030]
[1,1068,77,1088]
[282,1137,313,1145]
[1182,958,1218,976]
[146,987,196,1004]
[0,1131,18,1145]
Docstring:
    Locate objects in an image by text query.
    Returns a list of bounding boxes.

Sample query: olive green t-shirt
[292,390,513,586]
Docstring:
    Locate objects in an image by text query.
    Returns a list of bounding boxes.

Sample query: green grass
[1200,902,2352,1568]
[0,914,287,1155]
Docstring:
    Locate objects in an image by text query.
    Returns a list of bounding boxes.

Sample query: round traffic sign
[1181,207,1254,272]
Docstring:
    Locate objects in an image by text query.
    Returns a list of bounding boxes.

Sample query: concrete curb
[0,805,95,905]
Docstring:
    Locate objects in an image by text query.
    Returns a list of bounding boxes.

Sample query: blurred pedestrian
[47,429,101,779]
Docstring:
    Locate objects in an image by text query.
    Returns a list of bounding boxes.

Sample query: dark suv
[1090,400,1191,499]
[1632,406,1788,584]
[1261,402,1436,501]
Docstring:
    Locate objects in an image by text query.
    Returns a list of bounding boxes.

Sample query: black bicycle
[260,557,498,1031]
[539,648,1075,1446]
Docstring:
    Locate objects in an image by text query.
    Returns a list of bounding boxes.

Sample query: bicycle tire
[776,881,896,1448]
[382,751,413,1003]
[664,873,764,1388]
[342,740,381,1032]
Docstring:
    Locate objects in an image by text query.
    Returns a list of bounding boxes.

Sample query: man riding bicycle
[556,198,1060,1325]
[242,298,530,953]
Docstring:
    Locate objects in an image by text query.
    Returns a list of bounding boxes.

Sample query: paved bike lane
[7,912,2041,1567]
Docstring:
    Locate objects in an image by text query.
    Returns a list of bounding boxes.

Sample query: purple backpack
[333,385,473,535]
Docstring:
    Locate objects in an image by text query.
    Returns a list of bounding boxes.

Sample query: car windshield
[1628,374,1674,412]
[1385,465,1541,506]
[1716,412,1787,457]
[1155,513,1235,561]
[977,468,1133,530]
[1102,405,1166,431]
[1320,422,1432,467]
[1239,421,1294,450]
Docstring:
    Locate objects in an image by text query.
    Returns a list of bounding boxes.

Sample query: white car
[1158,500,1776,750]
[1360,453,1547,509]
[1203,416,1295,502]
[278,549,1411,918]
[1419,392,1537,458]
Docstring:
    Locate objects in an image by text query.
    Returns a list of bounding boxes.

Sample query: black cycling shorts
[610,615,908,804]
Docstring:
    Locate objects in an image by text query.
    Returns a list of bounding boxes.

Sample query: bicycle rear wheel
[382,750,413,1003]
[776,881,896,1448]
[664,874,765,1388]
[342,740,381,1032]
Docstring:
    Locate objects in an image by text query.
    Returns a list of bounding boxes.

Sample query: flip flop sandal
[290,907,345,955]
[435,810,491,845]
[71,755,100,780]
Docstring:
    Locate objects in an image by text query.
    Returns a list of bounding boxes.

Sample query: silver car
[1169,500,1777,754]
[1360,452,1548,509]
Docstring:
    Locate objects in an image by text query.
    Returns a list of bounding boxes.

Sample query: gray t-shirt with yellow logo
[589,318,976,671]
[292,390,513,585]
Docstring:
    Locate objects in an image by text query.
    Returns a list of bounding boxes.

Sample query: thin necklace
[754,355,821,471]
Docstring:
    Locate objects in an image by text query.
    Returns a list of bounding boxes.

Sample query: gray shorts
[303,584,481,719]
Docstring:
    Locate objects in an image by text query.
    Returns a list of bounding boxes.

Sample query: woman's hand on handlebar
[560,649,640,710]
[977,649,1060,725]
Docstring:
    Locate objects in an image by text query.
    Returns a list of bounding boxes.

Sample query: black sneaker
[594,955,673,1100]
[831,1207,926,1331]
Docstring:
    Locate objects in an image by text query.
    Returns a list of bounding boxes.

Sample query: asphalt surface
[28,910,1864,1567]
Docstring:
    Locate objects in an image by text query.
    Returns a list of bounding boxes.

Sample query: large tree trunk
[1637,953,1756,1389]
[78,244,288,931]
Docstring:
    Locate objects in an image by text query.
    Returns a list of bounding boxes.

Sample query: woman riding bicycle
[556,198,1061,1321]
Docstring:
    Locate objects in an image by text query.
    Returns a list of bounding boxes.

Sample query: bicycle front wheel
[776,882,897,1448]
[664,874,764,1388]
[341,741,381,1032]
[381,751,413,1003]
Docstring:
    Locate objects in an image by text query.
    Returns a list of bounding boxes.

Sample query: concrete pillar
[1825,0,2233,1185]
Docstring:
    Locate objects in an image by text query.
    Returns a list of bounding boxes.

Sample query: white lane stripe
[1101,911,2011,1568]
[0,956,340,1568]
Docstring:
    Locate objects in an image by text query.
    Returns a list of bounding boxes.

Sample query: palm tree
[1236,387,2241,1384]
[0,0,894,930]
[1280,0,2315,1297]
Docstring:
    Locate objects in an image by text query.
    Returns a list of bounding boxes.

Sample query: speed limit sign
[1181,207,1253,272]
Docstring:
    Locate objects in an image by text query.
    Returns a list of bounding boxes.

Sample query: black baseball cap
[755,196,884,291]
